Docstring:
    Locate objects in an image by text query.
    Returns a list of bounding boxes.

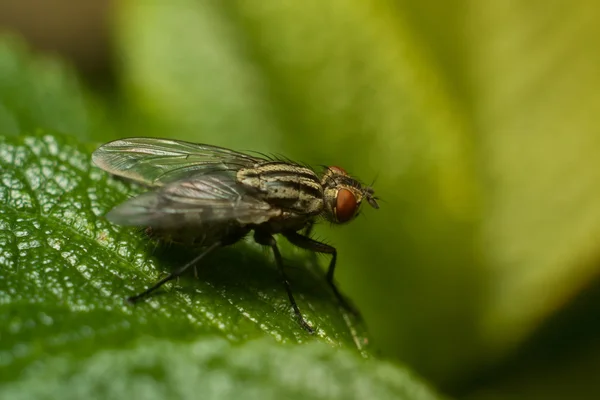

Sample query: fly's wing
[92,137,262,187]
[106,172,280,228]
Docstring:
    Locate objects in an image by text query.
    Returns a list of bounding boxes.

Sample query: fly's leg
[127,241,222,304]
[254,231,314,333]
[301,220,321,269]
[283,231,359,316]
[302,220,315,238]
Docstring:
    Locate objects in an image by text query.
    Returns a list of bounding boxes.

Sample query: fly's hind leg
[283,231,360,317]
[254,230,314,333]
[127,241,222,304]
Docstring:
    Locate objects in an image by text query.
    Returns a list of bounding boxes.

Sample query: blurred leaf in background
[1,0,600,398]
[0,38,111,139]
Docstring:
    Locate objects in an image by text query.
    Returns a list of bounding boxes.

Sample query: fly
[92,137,379,332]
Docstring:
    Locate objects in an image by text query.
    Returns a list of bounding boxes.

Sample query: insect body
[92,137,379,332]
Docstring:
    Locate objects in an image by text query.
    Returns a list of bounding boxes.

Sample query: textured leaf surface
[1,337,441,400]
[0,133,442,399]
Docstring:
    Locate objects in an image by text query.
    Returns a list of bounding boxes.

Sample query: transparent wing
[92,137,262,187]
[106,172,280,228]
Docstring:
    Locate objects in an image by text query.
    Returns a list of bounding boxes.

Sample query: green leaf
[0,131,442,400]
[0,336,442,400]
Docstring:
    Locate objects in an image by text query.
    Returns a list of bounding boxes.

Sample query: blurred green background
[2,0,600,398]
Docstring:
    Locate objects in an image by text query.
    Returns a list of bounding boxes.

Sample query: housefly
[92,137,379,332]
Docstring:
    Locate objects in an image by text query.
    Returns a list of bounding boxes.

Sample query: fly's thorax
[236,162,324,215]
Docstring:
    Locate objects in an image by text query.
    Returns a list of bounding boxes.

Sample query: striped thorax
[236,162,324,215]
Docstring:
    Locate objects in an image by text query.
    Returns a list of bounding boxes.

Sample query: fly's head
[320,166,379,224]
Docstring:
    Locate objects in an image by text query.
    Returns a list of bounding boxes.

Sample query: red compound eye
[335,189,357,223]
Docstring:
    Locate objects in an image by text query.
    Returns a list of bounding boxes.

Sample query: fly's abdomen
[147,221,249,246]
[237,163,323,214]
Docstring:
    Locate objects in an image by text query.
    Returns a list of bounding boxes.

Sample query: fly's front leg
[254,231,314,333]
[282,231,359,316]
